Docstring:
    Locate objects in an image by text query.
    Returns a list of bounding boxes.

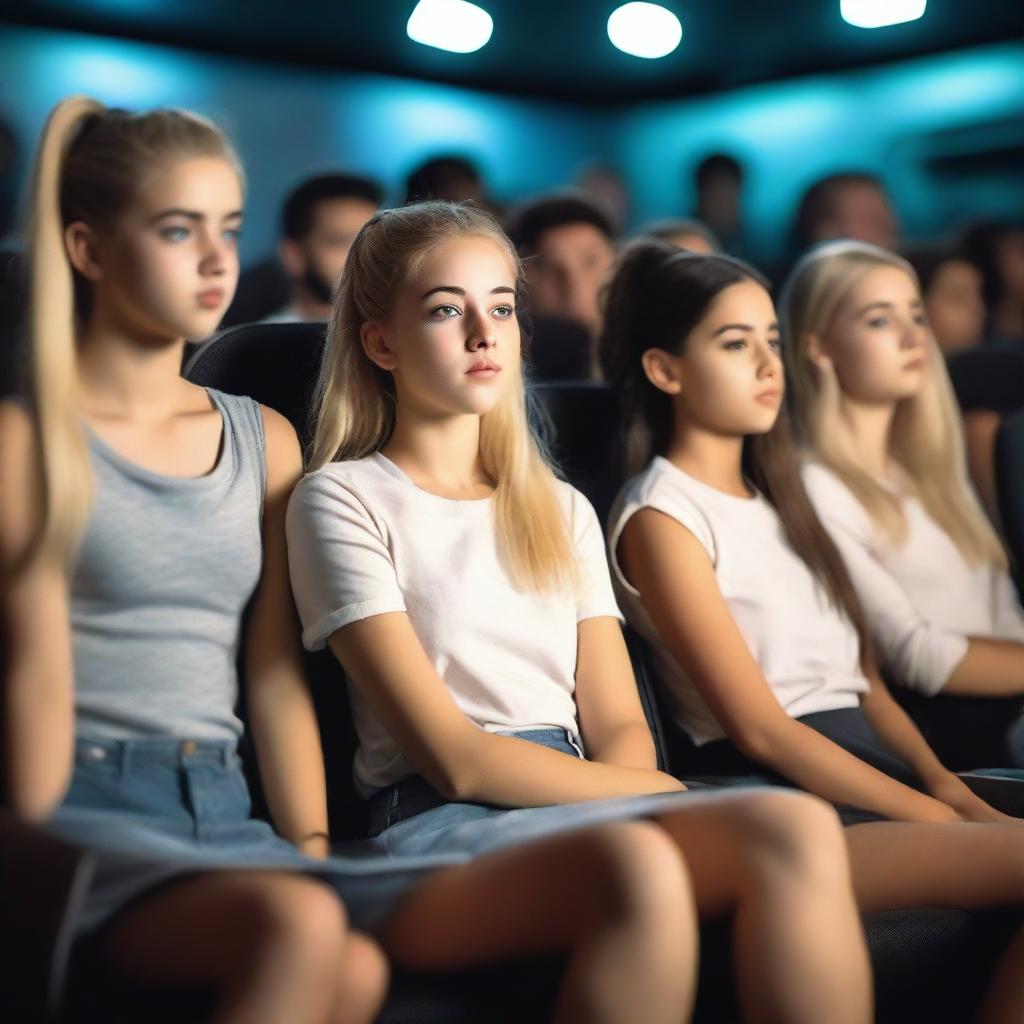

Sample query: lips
[755,389,781,405]
[902,357,926,371]
[466,358,500,375]
[197,289,225,309]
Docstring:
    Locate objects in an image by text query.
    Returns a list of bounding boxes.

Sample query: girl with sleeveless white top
[602,240,1024,1020]
[780,240,1024,770]
[286,201,873,1024]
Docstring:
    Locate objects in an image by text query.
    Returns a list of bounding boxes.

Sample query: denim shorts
[45,735,466,999]
[366,727,703,861]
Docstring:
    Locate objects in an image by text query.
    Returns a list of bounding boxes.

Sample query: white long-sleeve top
[801,460,1024,695]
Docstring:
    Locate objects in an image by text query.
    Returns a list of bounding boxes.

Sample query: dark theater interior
[2,2,1024,1022]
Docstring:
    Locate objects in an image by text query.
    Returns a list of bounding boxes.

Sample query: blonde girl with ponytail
[287,200,875,1024]
[0,95,399,1023]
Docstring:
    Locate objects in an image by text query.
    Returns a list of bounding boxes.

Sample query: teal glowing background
[1,25,1021,266]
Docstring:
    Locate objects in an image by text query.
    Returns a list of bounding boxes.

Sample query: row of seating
[173,320,1023,1023]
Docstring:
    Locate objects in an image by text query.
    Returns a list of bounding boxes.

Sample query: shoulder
[288,458,382,522]
[0,399,43,564]
[800,459,870,529]
[256,404,302,494]
[0,398,35,464]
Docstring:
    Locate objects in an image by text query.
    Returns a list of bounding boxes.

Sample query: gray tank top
[71,388,266,742]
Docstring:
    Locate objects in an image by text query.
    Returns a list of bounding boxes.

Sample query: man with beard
[264,172,383,323]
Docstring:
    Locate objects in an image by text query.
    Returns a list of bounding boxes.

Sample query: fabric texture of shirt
[71,389,266,741]
[286,453,622,794]
[608,456,869,747]
[802,460,1024,695]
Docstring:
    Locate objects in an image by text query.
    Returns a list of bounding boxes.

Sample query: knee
[734,790,849,886]
[333,933,390,1024]
[582,821,695,925]
[247,877,349,968]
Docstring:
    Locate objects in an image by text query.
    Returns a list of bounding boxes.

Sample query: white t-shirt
[286,453,622,794]
[608,456,869,747]
[802,460,1024,696]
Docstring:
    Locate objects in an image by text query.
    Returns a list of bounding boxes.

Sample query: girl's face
[654,278,783,436]
[819,265,929,404]
[87,156,243,342]
[368,234,521,417]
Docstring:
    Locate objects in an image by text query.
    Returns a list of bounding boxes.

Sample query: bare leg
[846,821,1024,1024]
[654,789,871,1024]
[101,870,380,1024]
[844,820,1024,911]
[378,821,697,1024]
[330,932,390,1024]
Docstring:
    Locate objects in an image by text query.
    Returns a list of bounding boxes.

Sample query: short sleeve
[286,470,407,651]
[565,487,623,623]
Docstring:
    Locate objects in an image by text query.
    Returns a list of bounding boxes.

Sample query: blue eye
[492,304,514,319]
[867,317,888,329]
[223,228,242,244]
[161,226,190,242]
[723,339,746,350]
[430,304,461,320]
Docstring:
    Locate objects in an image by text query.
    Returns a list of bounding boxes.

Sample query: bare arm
[0,402,75,821]
[327,611,683,808]
[244,407,330,856]
[574,616,661,771]
[619,507,960,824]
[858,671,1015,822]
[944,637,1024,696]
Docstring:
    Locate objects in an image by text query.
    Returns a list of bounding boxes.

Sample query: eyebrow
[420,285,516,301]
[855,299,922,316]
[150,208,244,224]
[712,322,779,336]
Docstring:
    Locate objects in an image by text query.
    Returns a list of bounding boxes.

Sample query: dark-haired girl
[603,239,1024,1021]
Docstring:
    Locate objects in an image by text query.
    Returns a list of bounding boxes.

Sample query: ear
[361,321,398,372]
[640,348,683,395]
[64,222,104,282]
[804,332,833,372]
[279,238,306,278]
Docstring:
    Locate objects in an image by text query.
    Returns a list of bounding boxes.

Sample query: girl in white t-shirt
[602,240,1024,1019]
[780,240,1024,769]
[287,201,872,1024]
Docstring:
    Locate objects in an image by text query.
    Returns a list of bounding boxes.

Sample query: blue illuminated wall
[2,25,1022,267]
[0,26,605,260]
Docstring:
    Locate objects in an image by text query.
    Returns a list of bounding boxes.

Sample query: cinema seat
[997,405,1024,591]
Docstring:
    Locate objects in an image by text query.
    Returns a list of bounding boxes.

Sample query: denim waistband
[74,736,238,773]
[367,727,584,837]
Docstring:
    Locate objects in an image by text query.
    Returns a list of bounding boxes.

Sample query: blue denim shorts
[366,727,701,860]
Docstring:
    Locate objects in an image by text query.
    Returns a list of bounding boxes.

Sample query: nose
[466,332,497,352]
[199,229,229,277]
[755,338,779,377]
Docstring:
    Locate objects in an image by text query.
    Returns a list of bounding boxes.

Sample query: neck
[663,416,748,498]
[837,395,895,477]
[384,406,490,492]
[76,315,188,419]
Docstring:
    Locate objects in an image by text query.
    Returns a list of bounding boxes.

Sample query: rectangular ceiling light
[840,0,927,29]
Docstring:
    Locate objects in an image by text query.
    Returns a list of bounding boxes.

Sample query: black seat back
[531,381,623,525]
[946,346,1024,415]
[996,406,1024,594]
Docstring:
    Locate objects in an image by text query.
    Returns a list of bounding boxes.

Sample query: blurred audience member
[962,222,1024,344]
[510,192,616,378]
[693,152,745,255]
[578,163,630,234]
[639,217,721,254]
[404,154,485,206]
[905,246,986,355]
[265,172,383,323]
[795,172,898,251]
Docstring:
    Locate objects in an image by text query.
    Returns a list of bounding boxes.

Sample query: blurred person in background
[692,153,746,257]
[578,163,631,235]
[510,191,616,379]
[904,246,986,356]
[404,154,486,207]
[265,172,383,324]
[962,221,1024,346]
[794,172,899,253]
[640,217,722,255]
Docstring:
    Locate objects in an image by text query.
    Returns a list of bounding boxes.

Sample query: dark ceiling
[4,0,1023,105]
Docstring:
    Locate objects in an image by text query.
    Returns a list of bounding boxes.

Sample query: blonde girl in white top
[287,201,873,1024]
[781,240,1024,769]
[602,240,1024,1022]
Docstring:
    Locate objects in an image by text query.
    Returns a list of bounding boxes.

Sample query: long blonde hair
[26,96,240,565]
[780,240,1004,567]
[307,201,575,593]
